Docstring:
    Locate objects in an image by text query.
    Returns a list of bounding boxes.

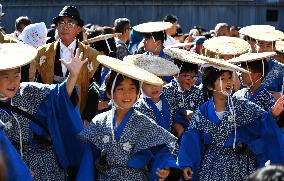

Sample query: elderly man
[31,6,102,114]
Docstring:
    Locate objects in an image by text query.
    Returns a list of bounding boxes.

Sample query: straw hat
[240,25,284,42]
[0,43,38,71]
[123,54,179,76]
[97,55,163,86]
[133,22,172,33]
[163,47,206,64]
[203,36,251,56]
[239,25,275,36]
[184,51,249,73]
[275,41,284,53]
[227,52,276,64]
[165,42,195,48]
[82,33,121,44]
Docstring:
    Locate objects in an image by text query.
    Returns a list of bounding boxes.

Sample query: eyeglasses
[58,21,78,27]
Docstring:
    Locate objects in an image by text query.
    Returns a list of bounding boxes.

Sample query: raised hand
[272,95,284,118]
[156,168,170,181]
[183,167,193,180]
[60,48,88,77]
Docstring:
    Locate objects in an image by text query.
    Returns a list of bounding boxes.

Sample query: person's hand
[183,167,193,180]
[173,123,184,138]
[156,168,170,181]
[98,100,109,111]
[60,48,88,77]
[272,95,284,118]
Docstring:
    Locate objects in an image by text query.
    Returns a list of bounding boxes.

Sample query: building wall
[1,0,283,33]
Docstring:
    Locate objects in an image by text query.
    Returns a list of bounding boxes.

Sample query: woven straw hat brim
[123,54,179,76]
[276,41,284,53]
[165,42,195,48]
[97,55,163,86]
[82,33,121,44]
[0,43,38,71]
[203,36,251,55]
[133,22,172,33]
[242,28,284,42]
[227,52,276,64]
[239,25,275,36]
[164,48,206,65]
[185,51,250,73]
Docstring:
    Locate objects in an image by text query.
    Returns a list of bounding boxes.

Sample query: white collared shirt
[60,39,76,77]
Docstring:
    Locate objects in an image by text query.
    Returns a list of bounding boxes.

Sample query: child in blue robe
[123,54,179,132]
[163,48,204,138]
[178,56,284,181]
[77,55,180,181]
[0,44,87,180]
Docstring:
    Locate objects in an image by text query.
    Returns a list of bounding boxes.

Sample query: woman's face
[212,71,233,96]
[0,68,21,98]
[111,78,138,110]
[254,40,275,53]
[142,83,163,103]
[177,71,197,91]
[143,37,159,53]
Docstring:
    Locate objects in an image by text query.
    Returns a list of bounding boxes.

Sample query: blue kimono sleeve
[150,145,180,181]
[174,108,189,131]
[178,129,203,181]
[0,130,33,181]
[76,144,100,181]
[35,82,85,170]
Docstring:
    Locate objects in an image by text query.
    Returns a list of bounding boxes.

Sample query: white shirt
[155,100,163,111]
[163,35,179,47]
[60,39,76,77]
[216,111,225,120]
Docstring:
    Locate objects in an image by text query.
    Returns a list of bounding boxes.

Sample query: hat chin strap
[0,92,10,102]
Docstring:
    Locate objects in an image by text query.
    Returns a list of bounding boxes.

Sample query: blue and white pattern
[262,59,284,92]
[1,83,66,181]
[134,93,175,132]
[79,109,177,181]
[187,97,265,181]
[234,86,275,111]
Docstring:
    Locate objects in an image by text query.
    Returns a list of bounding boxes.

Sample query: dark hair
[230,26,239,31]
[248,165,284,181]
[202,67,232,101]
[173,59,198,74]
[114,18,130,34]
[143,31,167,42]
[241,59,269,78]
[15,16,32,31]
[163,14,178,23]
[88,26,117,57]
[105,71,140,95]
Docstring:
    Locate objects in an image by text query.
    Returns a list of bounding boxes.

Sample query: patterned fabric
[262,59,284,92]
[188,97,265,180]
[163,79,204,117]
[134,93,175,131]
[234,86,275,111]
[79,109,177,181]
[115,38,129,60]
[1,83,66,181]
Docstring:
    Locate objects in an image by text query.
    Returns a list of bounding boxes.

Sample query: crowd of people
[0,4,284,181]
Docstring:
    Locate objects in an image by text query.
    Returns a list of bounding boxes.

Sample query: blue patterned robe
[77,108,178,181]
[0,123,32,181]
[1,82,84,181]
[262,59,284,93]
[163,78,204,130]
[234,85,275,111]
[178,96,284,181]
[134,93,175,132]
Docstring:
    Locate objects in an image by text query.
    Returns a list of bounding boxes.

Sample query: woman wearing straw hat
[77,55,180,181]
[0,43,88,180]
[178,53,284,181]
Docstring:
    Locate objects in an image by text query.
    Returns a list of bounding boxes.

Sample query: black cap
[53,6,84,27]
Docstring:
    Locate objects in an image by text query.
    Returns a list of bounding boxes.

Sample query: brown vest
[34,40,102,113]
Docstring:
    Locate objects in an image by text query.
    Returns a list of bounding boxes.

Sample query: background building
[1,0,283,34]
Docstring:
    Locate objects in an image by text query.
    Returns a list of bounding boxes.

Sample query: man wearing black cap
[32,6,101,116]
